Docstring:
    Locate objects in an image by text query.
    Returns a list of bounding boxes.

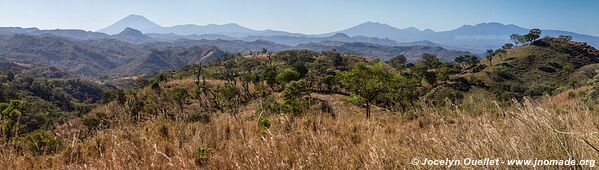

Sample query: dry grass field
[1,86,598,169]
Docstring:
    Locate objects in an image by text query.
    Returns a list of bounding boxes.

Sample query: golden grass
[2,90,599,169]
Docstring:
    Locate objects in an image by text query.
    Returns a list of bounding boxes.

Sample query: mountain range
[1,14,598,78]
[97,15,599,52]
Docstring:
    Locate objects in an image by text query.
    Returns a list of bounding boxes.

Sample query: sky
[0,0,597,36]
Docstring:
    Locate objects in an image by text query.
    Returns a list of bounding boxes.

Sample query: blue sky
[0,0,597,35]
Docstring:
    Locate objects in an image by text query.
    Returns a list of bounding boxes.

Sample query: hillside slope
[115,45,226,75]
[0,34,226,77]
[470,37,599,98]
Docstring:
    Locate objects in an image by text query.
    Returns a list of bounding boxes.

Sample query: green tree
[454,55,465,68]
[523,34,535,44]
[417,53,442,69]
[510,34,522,46]
[101,89,126,105]
[339,62,391,118]
[486,49,494,66]
[529,28,542,42]
[281,79,311,115]
[276,69,301,85]
[436,64,457,84]
[382,73,420,112]
[502,43,514,49]
[413,54,442,87]
[463,55,479,68]
[125,93,143,121]
[0,100,22,143]
[386,55,407,70]
[171,87,189,112]
[217,83,240,115]
[18,130,63,155]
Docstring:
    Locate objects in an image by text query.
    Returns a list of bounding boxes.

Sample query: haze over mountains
[98,15,599,52]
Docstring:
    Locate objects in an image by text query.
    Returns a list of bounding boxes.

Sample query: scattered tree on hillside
[386,55,407,70]
[494,48,507,60]
[513,29,543,45]
[502,43,514,50]
[586,74,599,104]
[383,73,420,112]
[281,79,311,115]
[510,34,521,46]
[339,62,391,118]
[171,87,189,112]
[217,83,240,116]
[529,28,542,42]
[125,93,143,121]
[454,54,479,70]
[418,53,442,69]
[486,49,494,66]
[101,89,126,105]
[276,69,301,85]
[413,54,442,86]
[0,100,22,143]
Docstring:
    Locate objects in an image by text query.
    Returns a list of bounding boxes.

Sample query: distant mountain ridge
[98,14,304,37]
[2,15,597,53]
[96,15,599,52]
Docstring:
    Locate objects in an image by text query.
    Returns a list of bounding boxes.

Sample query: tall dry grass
[1,92,599,169]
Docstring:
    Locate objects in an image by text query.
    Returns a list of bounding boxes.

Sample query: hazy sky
[0,0,597,35]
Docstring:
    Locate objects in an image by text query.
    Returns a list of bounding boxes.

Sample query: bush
[428,88,464,105]
[188,112,211,123]
[18,130,63,155]
[509,83,526,93]
[276,69,300,85]
[281,80,312,115]
[525,85,554,96]
[101,89,125,104]
[81,112,108,130]
[497,92,521,102]
[258,117,271,129]
[195,146,208,166]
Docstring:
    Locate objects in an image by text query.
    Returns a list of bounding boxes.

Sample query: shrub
[497,92,520,102]
[18,130,63,155]
[188,112,211,123]
[170,87,189,112]
[258,117,271,129]
[195,146,208,166]
[276,69,301,85]
[281,80,312,115]
[509,83,526,93]
[101,89,125,104]
[158,124,169,139]
[428,88,464,105]
[81,112,108,131]
[525,85,554,96]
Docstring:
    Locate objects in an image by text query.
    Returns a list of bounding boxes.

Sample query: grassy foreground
[1,89,598,169]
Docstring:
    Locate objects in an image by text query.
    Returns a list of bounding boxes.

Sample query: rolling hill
[0,34,226,77]
[468,37,599,99]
